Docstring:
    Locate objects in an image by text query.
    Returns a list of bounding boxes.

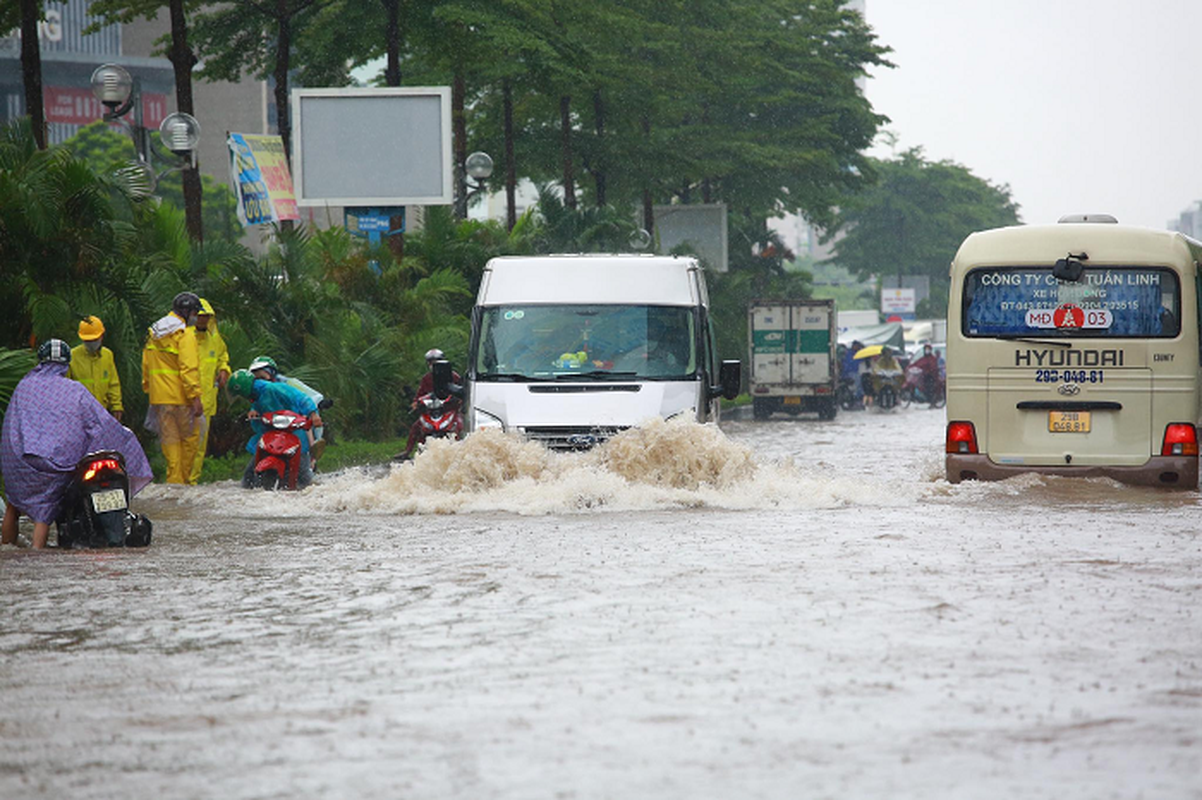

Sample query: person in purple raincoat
[1,340,153,549]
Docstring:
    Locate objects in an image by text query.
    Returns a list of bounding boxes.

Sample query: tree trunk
[641,115,653,234]
[383,0,403,260]
[559,95,575,210]
[274,1,292,167]
[383,0,401,87]
[503,78,516,231]
[168,0,203,242]
[273,1,294,231]
[452,71,467,219]
[19,0,45,149]
[592,88,606,207]
[701,178,712,204]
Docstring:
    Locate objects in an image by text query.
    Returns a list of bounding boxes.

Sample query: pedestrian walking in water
[142,292,203,484]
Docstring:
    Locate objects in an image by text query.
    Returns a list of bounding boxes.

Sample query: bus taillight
[1161,423,1198,456]
[946,421,978,454]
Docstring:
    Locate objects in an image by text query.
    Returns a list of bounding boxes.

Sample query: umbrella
[853,344,890,360]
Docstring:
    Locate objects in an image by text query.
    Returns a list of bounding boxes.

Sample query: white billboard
[291,87,453,207]
[652,203,728,272]
[881,287,916,315]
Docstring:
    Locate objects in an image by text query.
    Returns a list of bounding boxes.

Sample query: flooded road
[3,407,1200,799]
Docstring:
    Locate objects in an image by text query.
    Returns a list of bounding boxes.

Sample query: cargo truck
[748,299,839,420]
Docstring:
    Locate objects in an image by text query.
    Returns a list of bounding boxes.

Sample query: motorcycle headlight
[272,415,291,429]
[474,408,504,431]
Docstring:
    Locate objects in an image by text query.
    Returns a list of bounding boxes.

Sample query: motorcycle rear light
[84,458,121,481]
[946,421,978,454]
[1161,423,1198,456]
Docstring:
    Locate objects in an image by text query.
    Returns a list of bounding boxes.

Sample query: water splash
[142,418,914,517]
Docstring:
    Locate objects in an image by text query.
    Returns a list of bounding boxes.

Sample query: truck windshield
[962,266,1181,338]
[474,305,697,380]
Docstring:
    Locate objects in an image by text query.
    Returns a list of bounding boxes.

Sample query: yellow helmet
[198,297,215,316]
[78,316,105,341]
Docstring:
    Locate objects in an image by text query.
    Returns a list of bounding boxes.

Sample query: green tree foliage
[63,121,240,241]
[825,148,1022,316]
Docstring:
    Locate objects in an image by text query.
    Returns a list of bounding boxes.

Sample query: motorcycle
[414,392,463,446]
[55,450,152,549]
[900,365,947,409]
[837,374,862,411]
[251,409,312,490]
[862,371,902,411]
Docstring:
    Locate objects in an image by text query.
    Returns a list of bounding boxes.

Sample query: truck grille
[520,426,628,451]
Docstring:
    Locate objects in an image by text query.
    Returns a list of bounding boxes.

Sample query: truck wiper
[479,372,534,382]
[996,336,1073,348]
[554,370,639,380]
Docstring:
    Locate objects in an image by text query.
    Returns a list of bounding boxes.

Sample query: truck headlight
[474,408,504,431]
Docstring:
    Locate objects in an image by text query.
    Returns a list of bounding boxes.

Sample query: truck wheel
[818,401,837,421]
[752,398,772,420]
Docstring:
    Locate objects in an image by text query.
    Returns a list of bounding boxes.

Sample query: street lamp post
[455,151,493,218]
[90,64,203,237]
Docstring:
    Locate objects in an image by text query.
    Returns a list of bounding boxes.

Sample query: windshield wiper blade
[554,370,639,380]
[997,336,1073,348]
[480,372,534,382]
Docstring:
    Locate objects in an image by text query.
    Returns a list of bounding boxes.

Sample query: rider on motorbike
[396,349,462,461]
[863,347,903,408]
[1,340,152,548]
[908,343,943,407]
[228,369,323,489]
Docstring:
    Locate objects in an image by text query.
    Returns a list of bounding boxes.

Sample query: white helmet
[424,348,445,363]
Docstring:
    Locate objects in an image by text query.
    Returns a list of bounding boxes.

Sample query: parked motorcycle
[251,410,312,490]
[55,450,152,549]
[900,365,947,409]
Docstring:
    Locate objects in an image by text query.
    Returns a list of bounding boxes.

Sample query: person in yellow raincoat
[189,298,231,484]
[67,315,123,422]
[142,292,203,484]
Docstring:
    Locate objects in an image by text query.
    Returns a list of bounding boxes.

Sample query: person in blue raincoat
[227,369,322,489]
[1,340,153,548]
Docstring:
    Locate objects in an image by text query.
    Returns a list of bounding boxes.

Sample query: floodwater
[2,407,1200,799]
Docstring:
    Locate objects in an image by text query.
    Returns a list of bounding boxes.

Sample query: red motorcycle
[415,392,463,446]
[901,365,946,409]
[252,410,312,490]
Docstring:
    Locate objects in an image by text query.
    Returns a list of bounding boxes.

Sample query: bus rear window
[962,266,1180,338]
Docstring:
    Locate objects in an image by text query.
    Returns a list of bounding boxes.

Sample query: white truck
[748,298,839,420]
[458,255,740,450]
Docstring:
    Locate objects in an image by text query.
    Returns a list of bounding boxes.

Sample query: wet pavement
[2,406,1200,799]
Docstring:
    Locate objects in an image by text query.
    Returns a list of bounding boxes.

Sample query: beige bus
[945,216,1202,488]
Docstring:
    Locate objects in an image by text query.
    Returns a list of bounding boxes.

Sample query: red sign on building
[44,85,168,128]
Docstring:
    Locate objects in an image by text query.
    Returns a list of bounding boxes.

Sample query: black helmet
[37,338,71,365]
[172,291,202,316]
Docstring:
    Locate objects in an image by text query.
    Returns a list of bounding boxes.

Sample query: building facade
[1,0,267,190]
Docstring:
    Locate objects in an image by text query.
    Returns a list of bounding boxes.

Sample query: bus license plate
[783,396,801,405]
[91,489,127,513]
[1049,411,1090,433]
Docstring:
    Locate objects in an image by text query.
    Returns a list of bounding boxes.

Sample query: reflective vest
[196,324,230,417]
[68,344,123,412]
[141,313,201,405]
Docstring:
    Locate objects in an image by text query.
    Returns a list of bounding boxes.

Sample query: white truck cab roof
[477,255,705,307]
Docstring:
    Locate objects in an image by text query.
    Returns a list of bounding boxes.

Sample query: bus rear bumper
[946,455,1199,489]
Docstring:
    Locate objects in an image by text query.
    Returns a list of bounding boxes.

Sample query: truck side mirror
[432,359,452,397]
[432,359,464,400]
[710,360,741,400]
